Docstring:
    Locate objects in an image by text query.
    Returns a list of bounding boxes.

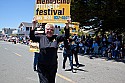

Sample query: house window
[21,28,22,31]
[26,27,29,31]
[30,27,32,31]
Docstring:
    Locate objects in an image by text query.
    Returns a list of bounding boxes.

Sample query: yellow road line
[16,53,75,82]
[4,48,22,57]
[14,53,22,57]
[56,73,75,83]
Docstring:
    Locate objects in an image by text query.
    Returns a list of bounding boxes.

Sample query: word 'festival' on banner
[35,0,71,23]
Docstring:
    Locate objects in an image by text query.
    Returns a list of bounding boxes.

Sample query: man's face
[45,24,54,37]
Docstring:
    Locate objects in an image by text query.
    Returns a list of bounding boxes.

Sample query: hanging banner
[34,0,70,23]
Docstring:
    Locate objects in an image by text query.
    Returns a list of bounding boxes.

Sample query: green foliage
[71,0,125,32]
[60,28,64,34]
[77,31,83,37]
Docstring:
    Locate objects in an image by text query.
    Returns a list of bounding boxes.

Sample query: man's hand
[67,17,71,23]
[65,17,71,29]
[32,16,38,30]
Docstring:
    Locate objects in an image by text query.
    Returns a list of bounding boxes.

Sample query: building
[0,31,2,39]
[18,22,32,38]
[2,28,16,36]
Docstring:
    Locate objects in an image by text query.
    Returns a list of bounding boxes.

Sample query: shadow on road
[64,64,88,73]
[73,64,85,67]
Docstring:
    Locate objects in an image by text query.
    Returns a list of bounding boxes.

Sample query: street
[0,41,125,83]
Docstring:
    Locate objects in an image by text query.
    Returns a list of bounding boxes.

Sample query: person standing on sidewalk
[30,17,70,83]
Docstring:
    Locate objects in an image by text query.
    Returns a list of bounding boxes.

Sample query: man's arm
[30,17,40,42]
[64,21,70,39]
[30,30,40,42]
[64,26,70,39]
[56,19,71,43]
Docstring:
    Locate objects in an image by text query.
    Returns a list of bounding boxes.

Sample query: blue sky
[0,0,65,31]
[0,0,35,30]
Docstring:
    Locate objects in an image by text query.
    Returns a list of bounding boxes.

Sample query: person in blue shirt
[90,41,99,59]
[62,38,75,72]
[72,34,80,67]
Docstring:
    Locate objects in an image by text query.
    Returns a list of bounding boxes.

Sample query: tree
[70,0,125,32]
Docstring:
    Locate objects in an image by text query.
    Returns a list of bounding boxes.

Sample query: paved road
[0,41,125,83]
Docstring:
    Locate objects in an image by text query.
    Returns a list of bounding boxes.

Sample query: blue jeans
[112,50,119,59]
[63,50,73,69]
[34,52,40,68]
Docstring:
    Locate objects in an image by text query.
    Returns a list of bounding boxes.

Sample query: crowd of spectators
[61,31,125,61]
[2,31,125,62]
[3,36,30,45]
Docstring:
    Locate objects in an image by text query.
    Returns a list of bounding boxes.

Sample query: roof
[19,22,32,28]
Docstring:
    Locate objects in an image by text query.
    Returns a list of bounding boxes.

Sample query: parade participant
[62,38,74,72]
[30,39,40,71]
[33,52,40,71]
[33,30,42,71]
[72,34,80,67]
[30,17,70,83]
[30,26,44,72]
